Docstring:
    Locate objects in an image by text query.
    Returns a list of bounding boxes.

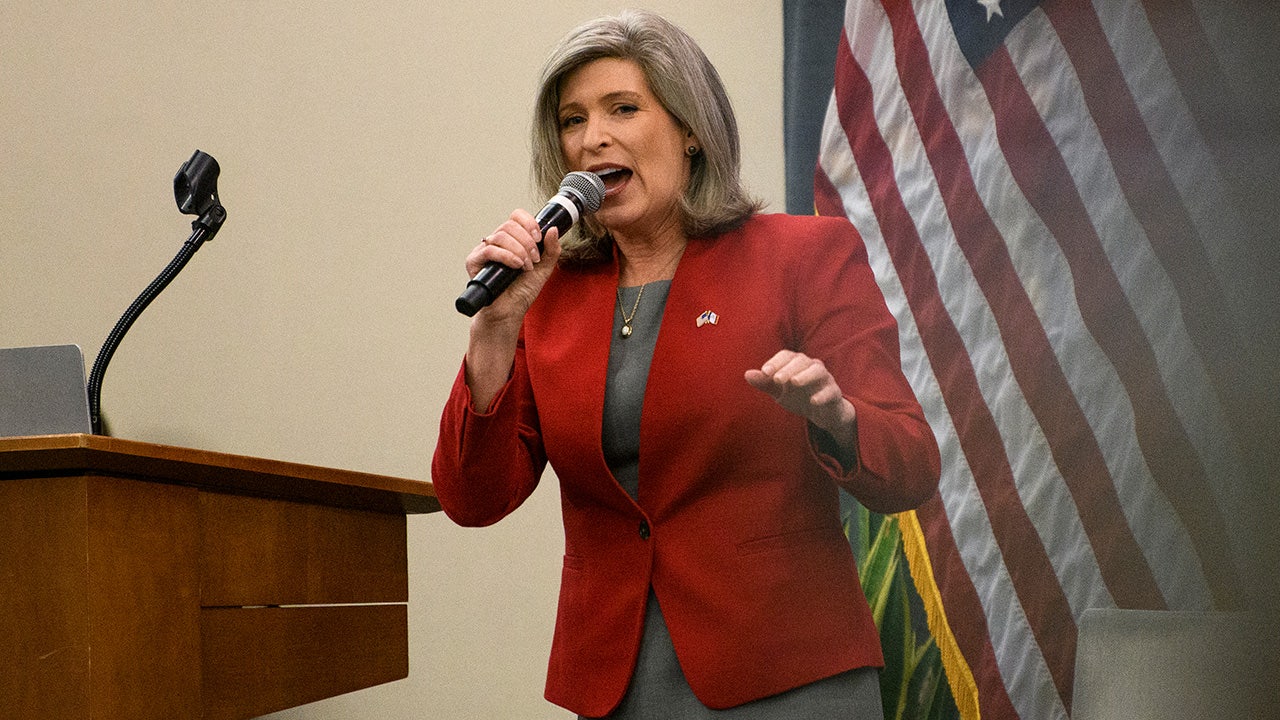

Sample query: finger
[488,228,532,269]
[767,353,815,386]
[534,227,561,270]
[747,352,804,401]
[745,369,793,403]
[787,359,831,392]
[510,210,544,264]
[744,368,774,393]
[758,349,799,378]
[466,238,520,277]
[511,208,541,236]
[487,225,540,272]
[800,376,841,406]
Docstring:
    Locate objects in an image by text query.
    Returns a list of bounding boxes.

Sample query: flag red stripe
[830,30,1078,709]
[916,495,1023,720]
[880,0,1166,611]
[974,37,1239,607]
[1136,0,1249,168]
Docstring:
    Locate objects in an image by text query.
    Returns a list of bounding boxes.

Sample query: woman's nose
[582,118,610,149]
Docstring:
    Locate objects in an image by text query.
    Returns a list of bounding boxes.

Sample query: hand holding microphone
[456,171,605,317]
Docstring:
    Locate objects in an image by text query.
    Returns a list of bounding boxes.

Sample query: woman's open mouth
[593,167,632,195]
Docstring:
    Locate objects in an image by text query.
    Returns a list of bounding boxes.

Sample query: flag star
[977,0,1004,22]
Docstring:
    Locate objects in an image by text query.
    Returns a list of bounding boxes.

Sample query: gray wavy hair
[531,9,762,263]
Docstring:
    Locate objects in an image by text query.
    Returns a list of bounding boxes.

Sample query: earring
[686,145,699,157]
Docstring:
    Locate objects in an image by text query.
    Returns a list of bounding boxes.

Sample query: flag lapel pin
[696,310,719,328]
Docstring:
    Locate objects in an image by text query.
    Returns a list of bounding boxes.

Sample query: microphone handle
[455,201,576,317]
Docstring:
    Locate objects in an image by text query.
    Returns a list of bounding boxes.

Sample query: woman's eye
[616,104,638,115]
[559,115,584,128]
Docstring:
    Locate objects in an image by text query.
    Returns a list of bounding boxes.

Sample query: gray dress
[581,282,884,720]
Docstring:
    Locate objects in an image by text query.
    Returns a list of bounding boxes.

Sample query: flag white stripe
[1093,0,1246,267]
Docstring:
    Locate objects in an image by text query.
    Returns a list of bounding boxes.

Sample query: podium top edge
[0,433,440,515]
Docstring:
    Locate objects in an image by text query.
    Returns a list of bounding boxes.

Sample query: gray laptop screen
[0,344,93,437]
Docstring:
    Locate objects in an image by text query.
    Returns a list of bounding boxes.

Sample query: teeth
[595,167,624,178]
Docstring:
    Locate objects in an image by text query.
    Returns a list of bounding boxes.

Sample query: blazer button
[638,520,651,540]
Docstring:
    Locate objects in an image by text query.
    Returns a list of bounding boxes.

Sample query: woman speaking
[432,10,941,719]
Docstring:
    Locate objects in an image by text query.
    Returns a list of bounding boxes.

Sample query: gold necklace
[617,284,646,338]
[616,243,683,338]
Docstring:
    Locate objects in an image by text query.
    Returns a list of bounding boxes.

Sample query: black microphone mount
[86,150,227,434]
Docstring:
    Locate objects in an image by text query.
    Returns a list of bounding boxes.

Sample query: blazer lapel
[524,256,631,504]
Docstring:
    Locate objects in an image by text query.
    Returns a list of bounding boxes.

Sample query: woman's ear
[684,130,701,157]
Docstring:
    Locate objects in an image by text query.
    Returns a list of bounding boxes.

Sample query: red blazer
[432,214,940,717]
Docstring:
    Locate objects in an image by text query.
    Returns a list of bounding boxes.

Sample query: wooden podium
[0,433,440,720]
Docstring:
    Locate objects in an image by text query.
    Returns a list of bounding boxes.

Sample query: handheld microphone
[455,171,605,317]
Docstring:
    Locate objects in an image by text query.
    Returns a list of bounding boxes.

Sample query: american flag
[814,0,1278,717]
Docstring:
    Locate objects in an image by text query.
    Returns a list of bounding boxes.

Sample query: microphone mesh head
[561,171,606,214]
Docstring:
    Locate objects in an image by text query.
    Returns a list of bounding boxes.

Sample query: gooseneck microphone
[86,150,227,434]
[455,171,605,317]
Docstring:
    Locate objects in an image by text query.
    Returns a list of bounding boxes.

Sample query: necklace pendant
[617,283,645,339]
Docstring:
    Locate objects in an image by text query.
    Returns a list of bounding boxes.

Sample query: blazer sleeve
[794,216,940,513]
[430,332,548,527]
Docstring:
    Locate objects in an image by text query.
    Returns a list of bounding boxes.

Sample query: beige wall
[1,2,782,718]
